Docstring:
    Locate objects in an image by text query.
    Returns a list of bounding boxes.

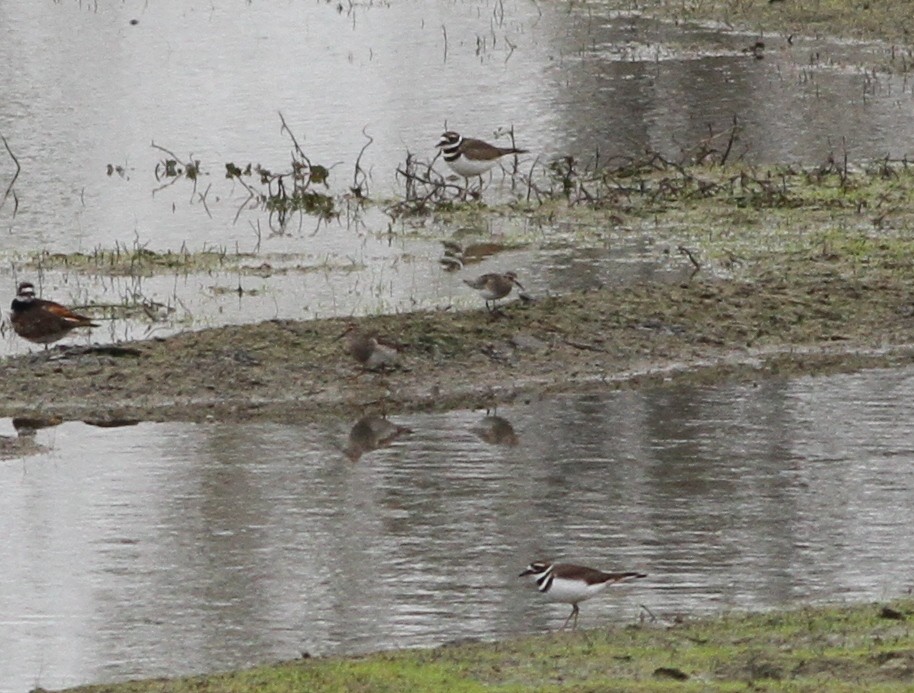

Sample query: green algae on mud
[21,247,360,278]
[5,159,914,426]
[628,0,914,45]
[52,600,914,692]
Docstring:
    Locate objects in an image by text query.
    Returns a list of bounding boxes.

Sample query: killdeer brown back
[519,561,646,631]
[339,324,400,371]
[10,281,99,346]
[436,131,527,179]
[463,271,524,312]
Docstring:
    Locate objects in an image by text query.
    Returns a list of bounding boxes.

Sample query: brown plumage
[436,131,528,178]
[471,415,519,446]
[463,271,524,312]
[10,281,98,345]
[519,561,647,630]
[343,415,412,461]
[339,324,400,370]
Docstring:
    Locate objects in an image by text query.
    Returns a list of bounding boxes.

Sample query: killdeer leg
[560,604,579,631]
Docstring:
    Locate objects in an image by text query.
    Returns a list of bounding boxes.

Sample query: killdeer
[339,324,400,371]
[436,131,527,179]
[10,281,98,346]
[463,271,524,312]
[519,561,646,631]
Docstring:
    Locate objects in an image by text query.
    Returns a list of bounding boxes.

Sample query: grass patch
[55,600,914,692]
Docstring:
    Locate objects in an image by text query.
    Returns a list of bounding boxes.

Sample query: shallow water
[3,365,914,691]
[1,1,913,353]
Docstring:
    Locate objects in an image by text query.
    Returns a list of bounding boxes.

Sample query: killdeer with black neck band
[436,131,527,179]
[10,281,99,346]
[519,561,646,631]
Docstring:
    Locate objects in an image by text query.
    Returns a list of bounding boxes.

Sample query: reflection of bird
[344,415,412,461]
[12,415,64,437]
[463,272,525,312]
[339,324,400,371]
[436,131,527,179]
[472,415,519,446]
[519,561,646,631]
[10,282,98,345]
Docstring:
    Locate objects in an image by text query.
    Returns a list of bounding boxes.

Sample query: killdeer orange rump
[519,561,646,631]
[463,271,524,312]
[339,323,400,371]
[436,131,528,179]
[10,281,99,346]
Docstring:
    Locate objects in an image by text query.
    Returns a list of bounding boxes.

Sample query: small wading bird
[339,323,400,371]
[463,271,525,313]
[519,561,647,631]
[436,131,527,181]
[10,281,98,346]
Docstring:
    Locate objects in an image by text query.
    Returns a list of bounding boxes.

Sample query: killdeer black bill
[463,271,524,312]
[10,281,99,346]
[436,131,527,179]
[519,561,646,631]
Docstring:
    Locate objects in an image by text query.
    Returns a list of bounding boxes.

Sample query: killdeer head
[436,131,528,179]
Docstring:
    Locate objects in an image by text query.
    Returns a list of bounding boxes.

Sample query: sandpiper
[463,271,524,312]
[10,281,98,346]
[519,561,646,631]
[339,324,400,371]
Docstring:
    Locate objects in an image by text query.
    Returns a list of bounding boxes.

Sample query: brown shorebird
[339,324,400,371]
[519,561,647,631]
[463,271,524,312]
[10,281,98,346]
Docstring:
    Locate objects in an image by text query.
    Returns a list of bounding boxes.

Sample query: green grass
[57,601,914,692]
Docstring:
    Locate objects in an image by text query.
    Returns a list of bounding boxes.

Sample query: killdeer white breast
[463,271,524,312]
[338,323,400,371]
[519,561,647,631]
[10,281,99,346]
[436,131,528,179]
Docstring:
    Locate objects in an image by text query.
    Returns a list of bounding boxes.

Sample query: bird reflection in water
[344,415,412,461]
[471,414,519,446]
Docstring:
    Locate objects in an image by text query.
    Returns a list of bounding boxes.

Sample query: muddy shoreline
[5,250,914,425]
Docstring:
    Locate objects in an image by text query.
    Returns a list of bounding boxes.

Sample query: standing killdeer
[519,561,646,631]
[10,281,99,346]
[463,271,524,312]
[339,324,400,371]
[436,131,528,179]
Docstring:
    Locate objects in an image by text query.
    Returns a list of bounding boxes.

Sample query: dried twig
[0,132,21,216]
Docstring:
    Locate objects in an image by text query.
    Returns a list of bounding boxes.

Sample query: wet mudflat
[3,0,914,691]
